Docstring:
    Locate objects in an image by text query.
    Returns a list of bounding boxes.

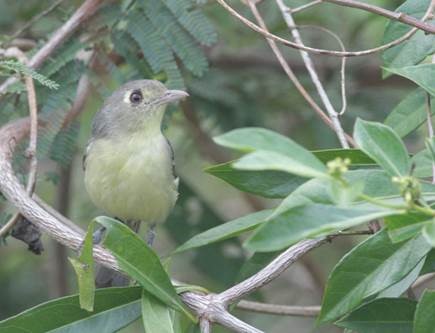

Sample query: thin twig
[247,1,355,146]
[6,0,67,43]
[0,0,103,94]
[297,25,347,115]
[237,300,320,317]
[274,0,349,148]
[426,92,435,184]
[323,0,435,34]
[215,0,433,57]
[0,48,38,237]
[290,0,323,14]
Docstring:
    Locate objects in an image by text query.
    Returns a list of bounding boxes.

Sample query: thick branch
[219,238,329,304]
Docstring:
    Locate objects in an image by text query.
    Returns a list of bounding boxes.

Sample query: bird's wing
[82,140,93,171]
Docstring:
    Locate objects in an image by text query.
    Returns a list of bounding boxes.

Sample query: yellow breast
[84,132,178,223]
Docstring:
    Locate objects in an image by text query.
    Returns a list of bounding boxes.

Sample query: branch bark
[215,0,433,57]
[237,300,320,317]
[323,0,435,34]
[275,0,349,148]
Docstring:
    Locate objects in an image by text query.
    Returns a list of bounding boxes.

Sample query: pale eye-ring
[129,90,143,104]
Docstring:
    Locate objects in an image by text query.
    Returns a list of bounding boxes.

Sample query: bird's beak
[156,90,189,105]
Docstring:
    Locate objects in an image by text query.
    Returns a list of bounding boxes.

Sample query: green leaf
[244,203,396,252]
[421,249,435,275]
[354,119,410,176]
[384,89,435,138]
[382,0,435,71]
[377,259,424,298]
[384,64,435,97]
[422,220,435,247]
[318,231,431,323]
[141,290,175,333]
[174,210,272,254]
[95,217,195,322]
[0,287,142,333]
[414,290,435,333]
[69,223,95,311]
[336,298,416,333]
[205,161,306,198]
[413,149,435,178]
[385,213,431,243]
[233,150,327,179]
[214,127,326,170]
[313,148,375,165]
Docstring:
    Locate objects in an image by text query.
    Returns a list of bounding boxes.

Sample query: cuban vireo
[84,80,188,237]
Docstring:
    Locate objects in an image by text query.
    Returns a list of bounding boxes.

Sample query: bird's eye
[129,90,143,104]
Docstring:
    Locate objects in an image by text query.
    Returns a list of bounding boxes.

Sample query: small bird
[83,80,188,286]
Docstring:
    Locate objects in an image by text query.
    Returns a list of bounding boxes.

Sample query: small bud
[392,175,421,204]
[327,157,351,178]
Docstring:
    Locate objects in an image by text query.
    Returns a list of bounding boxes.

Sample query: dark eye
[129,90,143,104]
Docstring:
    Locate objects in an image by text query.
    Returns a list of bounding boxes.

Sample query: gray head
[92,80,188,138]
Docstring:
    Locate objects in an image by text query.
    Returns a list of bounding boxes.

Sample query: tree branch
[237,300,320,317]
[246,1,355,146]
[274,0,349,148]
[219,238,329,304]
[0,47,38,237]
[323,0,435,34]
[214,0,433,57]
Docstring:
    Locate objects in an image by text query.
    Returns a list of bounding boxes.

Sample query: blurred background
[0,0,427,332]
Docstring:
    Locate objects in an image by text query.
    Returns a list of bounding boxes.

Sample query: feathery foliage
[0,59,59,89]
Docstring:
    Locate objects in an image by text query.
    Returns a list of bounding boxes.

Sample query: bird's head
[93,80,188,136]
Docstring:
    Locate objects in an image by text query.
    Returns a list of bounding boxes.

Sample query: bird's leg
[146,223,157,247]
[92,226,106,244]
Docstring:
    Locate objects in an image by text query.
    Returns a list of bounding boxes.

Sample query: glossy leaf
[174,209,272,253]
[377,259,424,298]
[214,127,326,172]
[313,148,374,165]
[413,149,433,178]
[0,287,142,333]
[141,290,175,333]
[422,220,435,247]
[354,119,410,177]
[244,203,396,252]
[336,298,416,333]
[205,161,306,198]
[382,0,435,71]
[69,222,96,311]
[234,150,327,179]
[385,213,431,243]
[318,231,431,323]
[384,89,435,138]
[414,290,435,333]
[95,217,195,321]
[384,64,435,96]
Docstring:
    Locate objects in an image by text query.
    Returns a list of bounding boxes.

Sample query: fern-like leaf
[0,59,59,89]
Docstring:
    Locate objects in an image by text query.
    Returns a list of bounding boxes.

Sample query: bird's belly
[84,135,178,223]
